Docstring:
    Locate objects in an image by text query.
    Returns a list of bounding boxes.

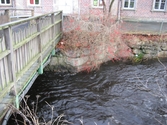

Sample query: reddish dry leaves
[57,15,134,72]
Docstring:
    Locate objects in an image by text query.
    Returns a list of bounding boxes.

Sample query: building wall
[121,0,167,20]
[14,0,78,16]
[28,0,54,15]
[54,0,79,14]
[14,0,54,15]
[80,0,118,16]
[13,0,118,16]
[15,0,26,9]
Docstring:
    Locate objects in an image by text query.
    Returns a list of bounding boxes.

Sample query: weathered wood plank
[0,10,63,119]
[13,32,39,51]
[16,53,40,81]
[3,56,10,87]
[19,47,23,71]
[3,27,16,92]
[1,37,6,51]
[0,59,5,90]
[0,50,10,60]
[16,49,20,73]
[22,45,26,68]
[0,42,2,53]
[24,44,28,66]
[0,60,3,90]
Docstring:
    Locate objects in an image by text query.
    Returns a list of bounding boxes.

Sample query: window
[29,0,40,5]
[154,0,166,10]
[92,0,103,8]
[123,0,135,9]
[0,0,11,5]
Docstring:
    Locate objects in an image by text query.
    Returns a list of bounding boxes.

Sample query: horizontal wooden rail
[0,9,34,24]
[0,10,63,121]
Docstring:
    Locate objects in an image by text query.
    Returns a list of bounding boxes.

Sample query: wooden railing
[0,10,63,121]
[0,9,10,24]
[0,9,34,24]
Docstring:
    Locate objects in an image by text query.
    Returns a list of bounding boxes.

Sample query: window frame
[122,0,136,10]
[153,0,167,11]
[28,0,41,6]
[0,0,12,6]
[92,0,104,8]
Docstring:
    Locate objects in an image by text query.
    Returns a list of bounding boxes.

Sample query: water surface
[22,59,167,124]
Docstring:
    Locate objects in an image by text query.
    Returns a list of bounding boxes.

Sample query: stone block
[157,51,167,57]
[65,56,88,67]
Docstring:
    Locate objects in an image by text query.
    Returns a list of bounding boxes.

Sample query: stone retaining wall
[125,38,167,59]
[45,36,167,72]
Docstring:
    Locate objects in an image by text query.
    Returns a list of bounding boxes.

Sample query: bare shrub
[9,95,72,125]
[57,14,133,72]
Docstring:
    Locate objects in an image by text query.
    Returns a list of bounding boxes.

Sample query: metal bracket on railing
[38,64,43,74]
[51,49,56,56]
[15,95,19,109]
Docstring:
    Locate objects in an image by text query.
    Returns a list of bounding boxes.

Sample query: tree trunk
[102,0,107,13]
[109,0,115,13]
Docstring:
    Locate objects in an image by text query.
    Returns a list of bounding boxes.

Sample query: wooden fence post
[5,10,11,23]
[36,18,43,74]
[60,11,63,35]
[3,26,18,108]
[51,13,56,56]
[31,9,34,17]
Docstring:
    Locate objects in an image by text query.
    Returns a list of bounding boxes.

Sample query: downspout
[78,0,81,19]
[12,0,15,8]
[52,0,54,12]
[117,0,121,21]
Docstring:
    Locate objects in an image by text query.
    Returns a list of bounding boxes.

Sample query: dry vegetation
[56,15,133,72]
[9,95,71,125]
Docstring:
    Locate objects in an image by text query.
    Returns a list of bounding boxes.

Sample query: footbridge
[0,11,63,122]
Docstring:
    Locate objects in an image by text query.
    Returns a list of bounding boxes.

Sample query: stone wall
[45,35,167,73]
[124,35,167,59]
[130,41,167,58]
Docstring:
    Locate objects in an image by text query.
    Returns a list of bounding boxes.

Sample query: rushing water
[9,59,167,125]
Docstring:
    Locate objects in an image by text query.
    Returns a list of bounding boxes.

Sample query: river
[8,58,167,125]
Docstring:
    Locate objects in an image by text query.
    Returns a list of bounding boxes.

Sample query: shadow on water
[8,58,167,125]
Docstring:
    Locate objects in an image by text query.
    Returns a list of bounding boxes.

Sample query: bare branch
[102,0,107,13]
[109,0,115,13]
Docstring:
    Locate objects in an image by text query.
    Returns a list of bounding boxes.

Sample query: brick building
[0,0,166,20]
[79,0,167,21]
[121,0,167,21]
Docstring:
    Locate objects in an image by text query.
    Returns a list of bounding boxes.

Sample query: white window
[123,0,135,9]
[0,0,11,5]
[29,0,40,5]
[154,0,166,11]
[92,0,103,8]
